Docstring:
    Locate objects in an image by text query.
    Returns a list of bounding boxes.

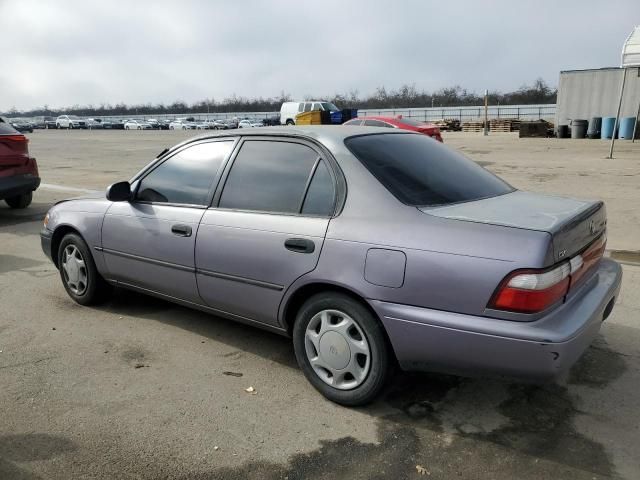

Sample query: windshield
[345,133,513,207]
[321,102,339,111]
[68,115,80,119]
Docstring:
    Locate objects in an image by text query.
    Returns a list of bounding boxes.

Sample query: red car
[344,115,443,142]
[0,118,40,208]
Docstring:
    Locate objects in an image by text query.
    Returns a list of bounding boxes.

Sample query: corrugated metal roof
[560,67,620,74]
[621,25,640,68]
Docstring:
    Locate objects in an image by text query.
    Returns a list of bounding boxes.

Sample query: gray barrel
[571,119,588,139]
[587,117,602,139]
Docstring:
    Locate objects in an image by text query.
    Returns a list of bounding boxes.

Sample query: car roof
[202,125,408,142]
[157,125,413,161]
[360,116,415,124]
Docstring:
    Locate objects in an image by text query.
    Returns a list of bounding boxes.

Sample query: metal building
[555,67,640,126]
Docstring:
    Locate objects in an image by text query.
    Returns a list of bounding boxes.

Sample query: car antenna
[156,147,169,158]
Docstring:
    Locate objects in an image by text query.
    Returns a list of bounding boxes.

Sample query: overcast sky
[1,0,638,111]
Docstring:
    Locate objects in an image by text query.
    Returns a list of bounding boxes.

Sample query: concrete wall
[556,67,640,125]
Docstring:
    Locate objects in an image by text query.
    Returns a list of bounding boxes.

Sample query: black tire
[5,191,32,209]
[293,292,392,406]
[57,233,112,305]
[286,120,295,126]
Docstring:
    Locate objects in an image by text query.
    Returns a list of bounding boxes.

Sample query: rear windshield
[345,133,513,206]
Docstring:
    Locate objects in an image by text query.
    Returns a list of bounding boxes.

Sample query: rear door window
[303,103,312,112]
[219,140,331,215]
[136,141,233,205]
[345,133,513,206]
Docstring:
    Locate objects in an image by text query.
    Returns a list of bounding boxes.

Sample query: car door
[195,137,338,327]
[101,139,236,303]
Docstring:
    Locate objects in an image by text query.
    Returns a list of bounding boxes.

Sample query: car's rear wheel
[58,233,112,305]
[286,120,295,126]
[5,192,32,209]
[293,292,391,406]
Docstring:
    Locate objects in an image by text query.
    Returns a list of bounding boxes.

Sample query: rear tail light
[490,263,570,313]
[0,134,29,156]
[569,234,606,288]
[489,235,606,314]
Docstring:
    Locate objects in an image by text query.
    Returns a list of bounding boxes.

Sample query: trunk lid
[421,191,606,264]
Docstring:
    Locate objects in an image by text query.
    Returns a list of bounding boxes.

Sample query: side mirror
[106,181,132,202]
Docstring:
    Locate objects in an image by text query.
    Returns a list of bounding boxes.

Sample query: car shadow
[92,288,634,479]
[0,433,76,480]
[0,201,51,230]
[98,288,297,369]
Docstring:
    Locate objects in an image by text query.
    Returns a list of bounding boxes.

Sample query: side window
[303,103,312,112]
[136,141,233,205]
[312,103,321,111]
[297,103,304,113]
[302,160,335,216]
[345,119,362,126]
[219,141,317,214]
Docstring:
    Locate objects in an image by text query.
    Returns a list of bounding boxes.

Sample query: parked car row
[4,109,442,139]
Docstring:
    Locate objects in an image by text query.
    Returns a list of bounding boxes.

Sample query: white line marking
[40,183,101,194]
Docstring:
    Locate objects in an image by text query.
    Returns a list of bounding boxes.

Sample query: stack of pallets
[432,119,461,131]
[490,119,521,132]
[461,121,486,132]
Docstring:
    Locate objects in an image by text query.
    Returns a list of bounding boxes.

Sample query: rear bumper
[372,258,623,380]
[0,174,40,200]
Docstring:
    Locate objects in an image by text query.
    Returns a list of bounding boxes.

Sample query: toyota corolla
[40,126,622,406]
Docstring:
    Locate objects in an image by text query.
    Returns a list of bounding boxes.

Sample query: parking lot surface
[1,130,639,479]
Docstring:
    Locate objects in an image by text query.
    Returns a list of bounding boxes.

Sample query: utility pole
[483,89,489,136]
[608,68,627,158]
[632,98,640,143]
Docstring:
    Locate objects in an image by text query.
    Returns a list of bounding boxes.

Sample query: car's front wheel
[293,292,392,406]
[57,233,112,305]
[5,192,32,209]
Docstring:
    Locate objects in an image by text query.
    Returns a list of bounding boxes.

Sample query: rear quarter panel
[279,143,553,322]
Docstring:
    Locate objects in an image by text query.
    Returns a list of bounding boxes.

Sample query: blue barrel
[619,117,636,139]
[601,117,617,139]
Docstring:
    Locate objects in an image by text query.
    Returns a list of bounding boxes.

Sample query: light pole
[483,89,489,136]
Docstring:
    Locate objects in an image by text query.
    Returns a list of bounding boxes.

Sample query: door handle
[171,224,192,237]
[284,238,315,254]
